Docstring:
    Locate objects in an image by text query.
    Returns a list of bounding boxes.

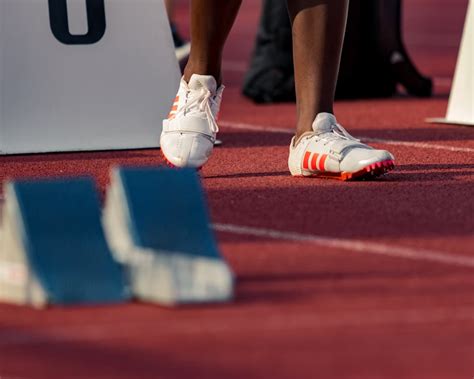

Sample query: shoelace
[318,123,360,146]
[180,88,220,134]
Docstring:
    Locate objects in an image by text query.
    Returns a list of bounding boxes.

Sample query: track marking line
[213,223,474,268]
[362,137,474,154]
[219,121,474,153]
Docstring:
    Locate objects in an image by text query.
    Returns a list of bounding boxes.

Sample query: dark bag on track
[242,0,433,102]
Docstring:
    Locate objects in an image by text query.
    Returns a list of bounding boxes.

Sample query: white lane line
[220,121,292,134]
[213,223,474,268]
[219,120,474,153]
[362,137,474,153]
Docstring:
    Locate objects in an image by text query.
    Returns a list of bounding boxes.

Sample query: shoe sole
[162,152,394,180]
[297,159,395,181]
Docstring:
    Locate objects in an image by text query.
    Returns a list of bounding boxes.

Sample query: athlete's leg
[161,0,242,168]
[183,0,243,85]
[287,0,349,139]
[164,0,191,61]
[286,0,395,179]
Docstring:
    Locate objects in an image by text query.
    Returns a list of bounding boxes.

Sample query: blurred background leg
[165,0,191,61]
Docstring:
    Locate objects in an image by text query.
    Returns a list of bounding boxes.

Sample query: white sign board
[0,0,180,154]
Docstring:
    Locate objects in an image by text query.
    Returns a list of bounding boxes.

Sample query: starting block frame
[103,167,234,305]
[0,167,234,308]
[0,178,129,307]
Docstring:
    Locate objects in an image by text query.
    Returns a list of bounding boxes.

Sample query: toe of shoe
[160,132,214,168]
[340,148,394,173]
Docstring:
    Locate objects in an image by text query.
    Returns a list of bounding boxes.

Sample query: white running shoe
[288,113,395,180]
[160,74,224,168]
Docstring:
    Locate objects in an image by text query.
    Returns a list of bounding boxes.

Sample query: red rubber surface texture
[0,1,473,378]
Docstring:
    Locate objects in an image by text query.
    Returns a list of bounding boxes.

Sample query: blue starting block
[103,167,234,305]
[0,178,129,307]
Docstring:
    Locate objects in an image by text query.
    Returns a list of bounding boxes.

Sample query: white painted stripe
[362,137,474,153]
[219,121,292,134]
[219,120,474,153]
[212,223,474,268]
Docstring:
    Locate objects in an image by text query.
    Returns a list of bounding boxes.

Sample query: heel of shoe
[288,153,304,176]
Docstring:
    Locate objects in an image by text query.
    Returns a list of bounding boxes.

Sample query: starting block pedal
[0,178,129,307]
[103,167,234,305]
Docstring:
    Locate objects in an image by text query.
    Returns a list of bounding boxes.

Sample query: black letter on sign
[48,0,106,45]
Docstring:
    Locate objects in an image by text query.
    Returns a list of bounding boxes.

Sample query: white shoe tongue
[188,74,217,93]
[312,112,337,133]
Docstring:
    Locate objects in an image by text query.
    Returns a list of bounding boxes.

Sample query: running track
[0,1,473,378]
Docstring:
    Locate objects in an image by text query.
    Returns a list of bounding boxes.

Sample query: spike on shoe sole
[298,159,395,181]
[341,159,395,181]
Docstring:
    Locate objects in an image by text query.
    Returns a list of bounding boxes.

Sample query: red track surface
[1,1,473,378]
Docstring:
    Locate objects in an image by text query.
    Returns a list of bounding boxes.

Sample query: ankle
[183,63,221,86]
[295,110,336,139]
[293,131,314,147]
[295,121,314,140]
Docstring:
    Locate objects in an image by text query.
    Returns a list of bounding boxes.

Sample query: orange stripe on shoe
[303,151,311,170]
[171,105,178,111]
[174,96,179,102]
[318,154,328,171]
[311,153,319,171]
